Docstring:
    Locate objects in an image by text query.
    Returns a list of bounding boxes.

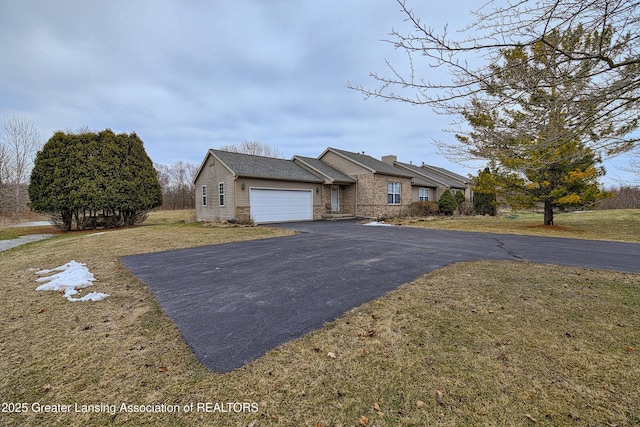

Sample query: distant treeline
[597,186,640,209]
[154,161,197,210]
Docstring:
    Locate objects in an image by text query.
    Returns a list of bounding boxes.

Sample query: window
[387,182,401,205]
[419,187,429,201]
[202,185,207,207]
[218,182,225,206]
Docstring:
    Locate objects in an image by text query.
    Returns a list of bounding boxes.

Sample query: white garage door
[250,188,313,223]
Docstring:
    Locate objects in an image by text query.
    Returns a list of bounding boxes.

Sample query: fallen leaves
[373,402,384,416]
[358,415,368,426]
[524,413,537,423]
[435,390,445,406]
[327,352,337,359]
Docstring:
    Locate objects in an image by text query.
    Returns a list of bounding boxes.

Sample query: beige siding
[320,151,370,176]
[194,153,236,221]
[411,186,438,202]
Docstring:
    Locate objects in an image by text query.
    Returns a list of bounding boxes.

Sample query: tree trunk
[544,200,554,226]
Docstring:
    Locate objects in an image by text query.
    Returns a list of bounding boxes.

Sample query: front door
[331,187,340,212]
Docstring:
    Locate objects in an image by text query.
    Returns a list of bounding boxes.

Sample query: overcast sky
[0,1,636,186]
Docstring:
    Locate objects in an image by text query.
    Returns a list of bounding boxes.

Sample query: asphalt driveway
[120,220,640,373]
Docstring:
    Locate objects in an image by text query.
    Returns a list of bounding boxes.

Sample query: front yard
[1,210,638,426]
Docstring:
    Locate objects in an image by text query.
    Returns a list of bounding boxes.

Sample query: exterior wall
[411,185,438,202]
[194,153,236,221]
[355,174,412,219]
[320,151,370,176]
[318,184,357,216]
[340,184,357,215]
[234,178,322,220]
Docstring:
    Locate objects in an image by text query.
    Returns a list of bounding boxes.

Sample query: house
[382,156,471,201]
[193,147,471,223]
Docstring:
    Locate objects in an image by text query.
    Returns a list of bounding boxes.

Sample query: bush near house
[408,201,440,216]
[438,189,457,215]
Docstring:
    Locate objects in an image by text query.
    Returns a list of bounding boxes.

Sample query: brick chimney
[381,155,397,165]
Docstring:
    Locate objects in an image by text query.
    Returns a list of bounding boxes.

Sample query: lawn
[1,210,639,426]
[391,209,640,243]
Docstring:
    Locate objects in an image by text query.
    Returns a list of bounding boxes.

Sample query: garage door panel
[250,188,313,223]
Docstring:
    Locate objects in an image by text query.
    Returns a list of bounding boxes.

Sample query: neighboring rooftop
[394,161,449,187]
[420,163,469,187]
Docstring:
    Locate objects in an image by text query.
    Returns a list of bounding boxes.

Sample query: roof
[394,161,449,187]
[420,163,469,188]
[292,156,356,184]
[321,147,414,178]
[208,149,324,183]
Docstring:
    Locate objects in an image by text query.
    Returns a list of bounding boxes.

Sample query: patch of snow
[363,221,395,227]
[86,232,106,236]
[35,260,109,302]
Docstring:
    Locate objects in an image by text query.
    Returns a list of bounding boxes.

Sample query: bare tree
[154,161,197,209]
[349,0,640,161]
[618,146,640,184]
[0,115,41,218]
[218,140,285,158]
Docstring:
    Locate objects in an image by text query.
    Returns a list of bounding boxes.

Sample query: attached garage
[250,188,313,223]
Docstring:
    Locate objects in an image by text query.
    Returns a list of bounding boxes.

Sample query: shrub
[409,201,440,216]
[438,190,457,215]
[235,213,255,226]
[28,129,162,230]
[457,200,476,216]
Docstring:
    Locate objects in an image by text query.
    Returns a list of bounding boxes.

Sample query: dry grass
[392,209,640,243]
[1,210,639,426]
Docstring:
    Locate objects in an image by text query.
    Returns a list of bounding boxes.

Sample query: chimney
[381,155,397,165]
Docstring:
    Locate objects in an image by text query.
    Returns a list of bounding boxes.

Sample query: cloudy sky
[0,0,636,186]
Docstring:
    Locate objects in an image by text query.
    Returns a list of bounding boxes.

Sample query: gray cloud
[0,1,634,185]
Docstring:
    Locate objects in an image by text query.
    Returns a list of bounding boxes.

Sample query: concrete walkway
[0,234,53,252]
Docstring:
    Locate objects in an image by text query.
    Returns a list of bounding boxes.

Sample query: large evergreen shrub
[438,189,457,215]
[28,129,162,230]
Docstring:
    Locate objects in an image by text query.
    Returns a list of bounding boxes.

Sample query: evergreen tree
[473,167,497,216]
[455,29,607,225]
[453,191,465,207]
[438,189,457,216]
[29,130,162,230]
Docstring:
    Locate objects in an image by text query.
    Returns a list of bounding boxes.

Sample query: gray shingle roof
[394,161,448,187]
[293,156,356,184]
[210,149,323,183]
[324,148,414,178]
[420,164,469,188]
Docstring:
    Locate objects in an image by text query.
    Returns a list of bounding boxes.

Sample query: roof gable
[293,156,356,184]
[319,147,413,178]
[207,150,323,183]
[420,163,469,187]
